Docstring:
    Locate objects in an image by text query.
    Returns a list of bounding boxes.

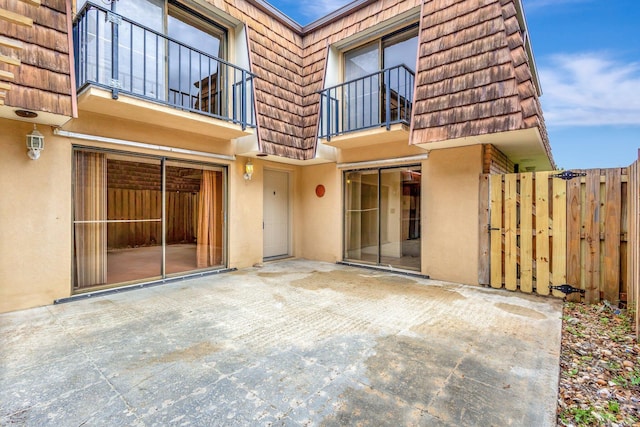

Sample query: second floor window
[76,0,241,120]
[343,25,418,131]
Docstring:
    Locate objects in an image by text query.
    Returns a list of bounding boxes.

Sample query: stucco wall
[422,145,483,285]
[0,119,72,312]
[0,116,485,312]
[228,156,264,268]
[298,163,341,262]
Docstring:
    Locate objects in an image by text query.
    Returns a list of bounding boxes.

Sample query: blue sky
[267,0,640,169]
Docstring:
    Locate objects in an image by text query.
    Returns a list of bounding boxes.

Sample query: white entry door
[263,169,289,259]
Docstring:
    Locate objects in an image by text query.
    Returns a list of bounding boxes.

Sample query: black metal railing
[318,64,414,140]
[73,3,255,129]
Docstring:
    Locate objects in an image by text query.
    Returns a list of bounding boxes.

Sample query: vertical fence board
[108,188,116,247]
[621,180,629,297]
[151,190,158,244]
[485,166,632,306]
[628,155,639,338]
[551,177,567,297]
[135,188,142,245]
[143,190,151,245]
[504,174,518,290]
[566,174,582,302]
[584,170,601,303]
[479,175,490,285]
[604,169,622,303]
[520,173,533,293]
[490,174,503,288]
[536,172,550,295]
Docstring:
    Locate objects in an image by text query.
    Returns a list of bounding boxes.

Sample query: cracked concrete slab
[0,260,563,426]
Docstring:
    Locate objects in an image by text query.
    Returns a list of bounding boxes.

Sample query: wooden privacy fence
[107,189,198,249]
[628,153,640,337]
[479,167,632,305]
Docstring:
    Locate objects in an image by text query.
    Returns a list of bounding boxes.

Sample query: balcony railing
[318,64,414,141]
[73,3,255,129]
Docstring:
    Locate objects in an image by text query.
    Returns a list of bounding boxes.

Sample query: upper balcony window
[74,0,255,128]
[319,25,418,140]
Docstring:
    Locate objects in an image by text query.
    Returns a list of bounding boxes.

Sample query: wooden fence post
[478,174,490,285]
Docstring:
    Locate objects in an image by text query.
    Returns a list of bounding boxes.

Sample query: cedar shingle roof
[0,0,72,116]
[411,0,552,163]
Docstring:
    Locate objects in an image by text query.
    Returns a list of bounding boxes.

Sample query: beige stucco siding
[299,163,341,262]
[0,119,72,312]
[228,157,264,268]
[422,145,483,285]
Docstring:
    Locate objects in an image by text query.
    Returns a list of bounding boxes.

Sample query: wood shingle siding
[215,0,420,159]
[0,0,551,162]
[299,0,421,159]
[411,0,551,164]
[0,0,72,116]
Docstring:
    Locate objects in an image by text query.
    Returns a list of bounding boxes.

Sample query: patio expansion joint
[45,306,145,425]
[424,342,468,415]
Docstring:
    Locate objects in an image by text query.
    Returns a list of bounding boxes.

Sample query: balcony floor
[77,86,254,140]
[321,123,410,148]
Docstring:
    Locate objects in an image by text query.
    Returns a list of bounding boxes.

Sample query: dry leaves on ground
[558,302,640,426]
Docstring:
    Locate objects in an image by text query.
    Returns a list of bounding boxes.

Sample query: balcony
[318,64,414,148]
[73,3,255,138]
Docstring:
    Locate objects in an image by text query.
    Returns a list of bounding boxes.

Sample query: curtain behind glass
[197,170,222,268]
[74,151,107,289]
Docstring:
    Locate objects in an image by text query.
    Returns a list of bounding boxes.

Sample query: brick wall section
[483,144,515,174]
[107,160,201,193]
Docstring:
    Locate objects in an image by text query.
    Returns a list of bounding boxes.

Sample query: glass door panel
[115,0,165,98]
[167,6,225,114]
[73,149,227,293]
[382,27,418,123]
[344,170,379,264]
[73,151,163,290]
[382,27,418,72]
[343,166,421,271]
[105,155,163,285]
[381,167,421,270]
[344,42,380,131]
[165,162,225,275]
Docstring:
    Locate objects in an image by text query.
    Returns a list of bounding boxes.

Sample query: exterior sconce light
[26,124,44,160]
[243,159,254,180]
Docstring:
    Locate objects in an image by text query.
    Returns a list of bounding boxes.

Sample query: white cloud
[299,0,352,21]
[538,53,640,127]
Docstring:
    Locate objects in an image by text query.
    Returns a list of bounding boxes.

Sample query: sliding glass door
[344,166,421,271]
[165,162,225,275]
[72,149,226,292]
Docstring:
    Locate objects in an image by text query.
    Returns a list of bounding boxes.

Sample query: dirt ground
[557,302,640,426]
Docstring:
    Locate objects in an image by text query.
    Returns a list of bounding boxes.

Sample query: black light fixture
[15,109,38,119]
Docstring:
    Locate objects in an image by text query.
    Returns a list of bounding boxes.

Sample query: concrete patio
[0,260,563,426]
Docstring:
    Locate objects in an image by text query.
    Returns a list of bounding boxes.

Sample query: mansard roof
[411,0,552,164]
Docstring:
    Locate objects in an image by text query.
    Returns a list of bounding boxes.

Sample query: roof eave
[513,0,543,96]
[247,0,378,35]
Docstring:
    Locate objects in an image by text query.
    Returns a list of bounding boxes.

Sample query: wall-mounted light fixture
[26,124,44,160]
[243,159,254,180]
